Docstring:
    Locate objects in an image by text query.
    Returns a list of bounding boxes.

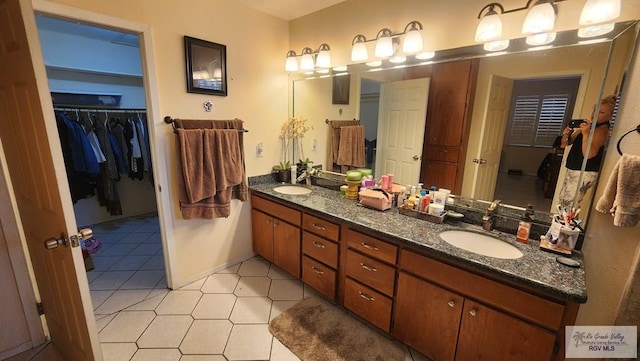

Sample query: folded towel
[175,118,247,219]
[595,154,640,226]
[336,125,366,172]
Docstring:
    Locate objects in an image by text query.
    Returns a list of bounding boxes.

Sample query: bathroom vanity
[249,182,586,361]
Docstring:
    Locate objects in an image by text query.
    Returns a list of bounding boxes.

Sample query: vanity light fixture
[475,4,504,43]
[389,55,407,64]
[415,51,436,60]
[521,1,557,35]
[578,0,620,37]
[284,43,332,72]
[350,20,426,62]
[484,39,510,51]
[526,31,556,45]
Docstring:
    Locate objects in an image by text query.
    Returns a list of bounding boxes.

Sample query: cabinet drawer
[302,231,338,269]
[302,214,339,241]
[346,229,397,264]
[251,194,301,226]
[344,278,392,332]
[399,249,565,330]
[426,145,460,163]
[302,256,336,300]
[345,250,395,297]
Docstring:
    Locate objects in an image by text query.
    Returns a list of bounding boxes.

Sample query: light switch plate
[312,138,318,151]
[256,143,263,157]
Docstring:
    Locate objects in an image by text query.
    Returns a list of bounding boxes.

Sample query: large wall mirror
[291,21,638,228]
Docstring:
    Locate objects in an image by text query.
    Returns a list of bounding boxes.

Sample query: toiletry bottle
[420,190,429,212]
[407,186,417,209]
[517,204,535,243]
[414,190,422,211]
[290,165,297,184]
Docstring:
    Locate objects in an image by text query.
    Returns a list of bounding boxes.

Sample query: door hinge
[36,302,44,315]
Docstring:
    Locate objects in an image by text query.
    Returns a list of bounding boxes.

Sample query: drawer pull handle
[447,301,455,308]
[360,263,377,272]
[311,266,324,275]
[361,242,379,251]
[312,241,326,249]
[469,309,477,317]
[358,291,375,302]
[312,223,326,230]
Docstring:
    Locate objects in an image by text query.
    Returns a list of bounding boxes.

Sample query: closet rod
[163,116,248,133]
[54,106,146,113]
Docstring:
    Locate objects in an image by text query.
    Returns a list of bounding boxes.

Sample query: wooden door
[456,301,555,361]
[251,209,274,262]
[273,220,300,277]
[375,78,430,185]
[393,272,463,361]
[0,0,99,360]
[472,75,513,200]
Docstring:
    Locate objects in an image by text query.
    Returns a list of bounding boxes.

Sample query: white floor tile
[90,290,114,310]
[268,279,304,300]
[179,278,206,290]
[101,342,138,361]
[95,289,151,315]
[233,276,271,297]
[145,288,169,300]
[129,243,162,256]
[270,337,301,361]
[121,270,165,289]
[270,300,300,322]
[230,296,272,324]
[94,232,126,244]
[135,223,160,232]
[192,293,237,319]
[140,254,165,270]
[126,292,167,311]
[99,242,139,256]
[110,255,152,271]
[130,348,182,361]
[155,291,202,315]
[217,263,240,274]
[237,258,270,276]
[137,315,193,348]
[201,273,240,293]
[268,265,296,280]
[87,270,103,283]
[90,271,135,290]
[91,256,123,272]
[179,356,227,361]
[224,324,272,360]
[179,320,232,354]
[95,313,117,333]
[143,233,162,244]
[99,311,155,342]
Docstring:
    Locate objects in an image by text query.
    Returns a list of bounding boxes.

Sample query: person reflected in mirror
[558,95,615,209]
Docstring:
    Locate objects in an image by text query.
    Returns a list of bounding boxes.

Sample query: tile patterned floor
[87,215,429,361]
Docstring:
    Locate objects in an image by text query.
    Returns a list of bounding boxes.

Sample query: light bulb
[522,2,556,35]
[475,9,502,42]
[579,0,620,26]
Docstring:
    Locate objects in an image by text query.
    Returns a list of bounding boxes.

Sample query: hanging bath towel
[595,154,640,226]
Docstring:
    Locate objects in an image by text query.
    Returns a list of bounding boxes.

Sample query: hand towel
[336,125,366,171]
[326,120,360,172]
[175,118,247,219]
[595,154,640,226]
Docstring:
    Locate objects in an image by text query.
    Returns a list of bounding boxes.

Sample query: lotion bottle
[516,204,535,243]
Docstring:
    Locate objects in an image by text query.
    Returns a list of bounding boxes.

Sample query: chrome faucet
[295,167,318,186]
[482,200,501,231]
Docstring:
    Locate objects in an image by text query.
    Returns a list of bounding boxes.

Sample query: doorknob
[412,155,420,161]
[44,228,94,250]
[472,158,487,164]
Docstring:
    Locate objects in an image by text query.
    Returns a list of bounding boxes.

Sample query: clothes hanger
[616,124,640,155]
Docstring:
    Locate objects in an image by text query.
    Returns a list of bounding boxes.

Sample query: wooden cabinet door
[273,220,301,278]
[423,160,458,191]
[393,272,463,361]
[251,209,274,262]
[456,301,556,361]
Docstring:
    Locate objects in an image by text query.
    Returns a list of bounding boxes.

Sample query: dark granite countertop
[249,182,587,303]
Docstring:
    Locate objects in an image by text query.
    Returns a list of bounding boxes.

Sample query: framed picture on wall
[184,36,227,96]
[332,74,350,104]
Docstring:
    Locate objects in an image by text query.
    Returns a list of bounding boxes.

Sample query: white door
[375,78,430,185]
[0,0,100,360]
[471,75,513,200]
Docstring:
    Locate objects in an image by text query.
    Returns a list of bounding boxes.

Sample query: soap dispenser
[516,204,535,244]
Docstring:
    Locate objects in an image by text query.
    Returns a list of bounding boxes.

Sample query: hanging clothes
[94,114,122,215]
[127,118,144,180]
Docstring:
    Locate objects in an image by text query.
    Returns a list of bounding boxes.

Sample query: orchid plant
[275,116,312,170]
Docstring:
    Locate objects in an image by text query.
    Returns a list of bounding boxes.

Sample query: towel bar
[616,123,640,155]
[164,116,248,133]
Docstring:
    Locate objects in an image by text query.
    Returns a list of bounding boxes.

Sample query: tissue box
[358,188,392,211]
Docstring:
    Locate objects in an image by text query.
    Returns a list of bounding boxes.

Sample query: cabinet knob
[358,291,375,302]
[361,242,379,251]
[312,223,326,230]
[311,266,324,275]
[360,262,378,272]
[469,309,477,317]
[447,300,455,308]
[312,241,325,248]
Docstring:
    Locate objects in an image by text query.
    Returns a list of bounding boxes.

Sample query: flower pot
[276,169,291,183]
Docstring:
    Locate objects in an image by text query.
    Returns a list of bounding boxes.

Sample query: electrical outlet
[256,143,263,157]
[312,138,318,151]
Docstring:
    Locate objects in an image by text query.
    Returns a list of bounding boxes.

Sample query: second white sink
[439,230,523,259]
[273,185,312,195]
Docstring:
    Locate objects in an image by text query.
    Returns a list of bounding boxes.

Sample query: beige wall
[33,0,290,286]
[289,0,640,329]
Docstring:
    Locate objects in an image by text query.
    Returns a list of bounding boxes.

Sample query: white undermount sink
[439,230,523,259]
[273,185,312,195]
